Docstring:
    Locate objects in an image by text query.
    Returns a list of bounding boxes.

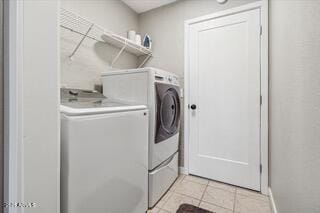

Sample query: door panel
[188,9,261,190]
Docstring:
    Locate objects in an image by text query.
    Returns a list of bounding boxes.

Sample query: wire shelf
[60,8,102,42]
[60,7,152,67]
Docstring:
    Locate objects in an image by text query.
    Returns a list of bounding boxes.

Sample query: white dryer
[60,88,149,213]
[101,67,181,207]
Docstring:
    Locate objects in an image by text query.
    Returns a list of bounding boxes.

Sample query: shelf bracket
[138,54,152,68]
[111,43,127,67]
[69,23,94,60]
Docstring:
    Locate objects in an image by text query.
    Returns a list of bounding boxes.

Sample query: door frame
[184,1,269,195]
[3,1,25,212]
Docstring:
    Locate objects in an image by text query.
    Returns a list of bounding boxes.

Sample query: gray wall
[138,0,257,166]
[23,1,60,212]
[269,0,320,212]
[61,0,139,90]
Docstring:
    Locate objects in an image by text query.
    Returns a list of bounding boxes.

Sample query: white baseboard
[268,187,278,213]
[179,166,187,175]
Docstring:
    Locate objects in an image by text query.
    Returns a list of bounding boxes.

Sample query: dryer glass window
[156,83,181,143]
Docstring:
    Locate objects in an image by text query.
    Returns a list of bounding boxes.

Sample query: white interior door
[188,9,261,190]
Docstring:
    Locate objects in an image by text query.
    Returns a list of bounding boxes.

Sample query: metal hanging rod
[69,23,94,59]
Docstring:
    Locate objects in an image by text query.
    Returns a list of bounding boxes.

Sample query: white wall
[138,0,258,166]
[61,0,139,90]
[22,1,60,213]
[138,0,258,84]
[269,0,320,212]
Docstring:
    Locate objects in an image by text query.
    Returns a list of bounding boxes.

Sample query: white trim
[184,0,269,194]
[259,0,269,195]
[3,1,24,213]
[4,2,61,212]
[269,187,278,213]
[179,166,187,175]
[184,1,263,25]
[183,20,190,176]
[56,1,62,211]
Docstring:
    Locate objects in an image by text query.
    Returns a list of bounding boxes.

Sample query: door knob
[190,104,197,110]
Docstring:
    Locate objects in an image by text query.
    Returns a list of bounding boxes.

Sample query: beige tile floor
[148,174,272,213]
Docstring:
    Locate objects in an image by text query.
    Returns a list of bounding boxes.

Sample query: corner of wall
[268,187,278,213]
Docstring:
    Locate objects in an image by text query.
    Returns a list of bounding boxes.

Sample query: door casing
[184,1,269,195]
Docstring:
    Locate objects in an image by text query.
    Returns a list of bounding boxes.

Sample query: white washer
[60,89,149,213]
[101,67,181,207]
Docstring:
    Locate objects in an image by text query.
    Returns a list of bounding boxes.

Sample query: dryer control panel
[154,73,179,86]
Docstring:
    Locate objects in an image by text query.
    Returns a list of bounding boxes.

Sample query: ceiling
[121,0,178,14]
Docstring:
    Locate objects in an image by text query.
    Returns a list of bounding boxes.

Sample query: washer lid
[61,99,146,116]
[60,88,146,116]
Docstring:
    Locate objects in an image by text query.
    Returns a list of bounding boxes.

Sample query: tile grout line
[236,188,270,202]
[201,196,235,211]
[172,177,209,201]
[164,175,272,213]
[179,174,186,182]
[206,179,238,194]
[169,190,202,201]
[179,176,236,211]
[177,175,270,213]
[200,200,235,213]
[233,189,238,213]
[158,190,174,211]
[198,179,209,207]
[200,185,236,211]
[182,177,209,186]
[155,176,183,212]
[185,175,239,192]
[159,175,189,212]
[188,174,268,200]
[207,185,236,193]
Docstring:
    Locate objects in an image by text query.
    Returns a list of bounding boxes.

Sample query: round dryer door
[155,83,181,143]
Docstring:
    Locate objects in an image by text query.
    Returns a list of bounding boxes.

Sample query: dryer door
[155,83,181,143]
